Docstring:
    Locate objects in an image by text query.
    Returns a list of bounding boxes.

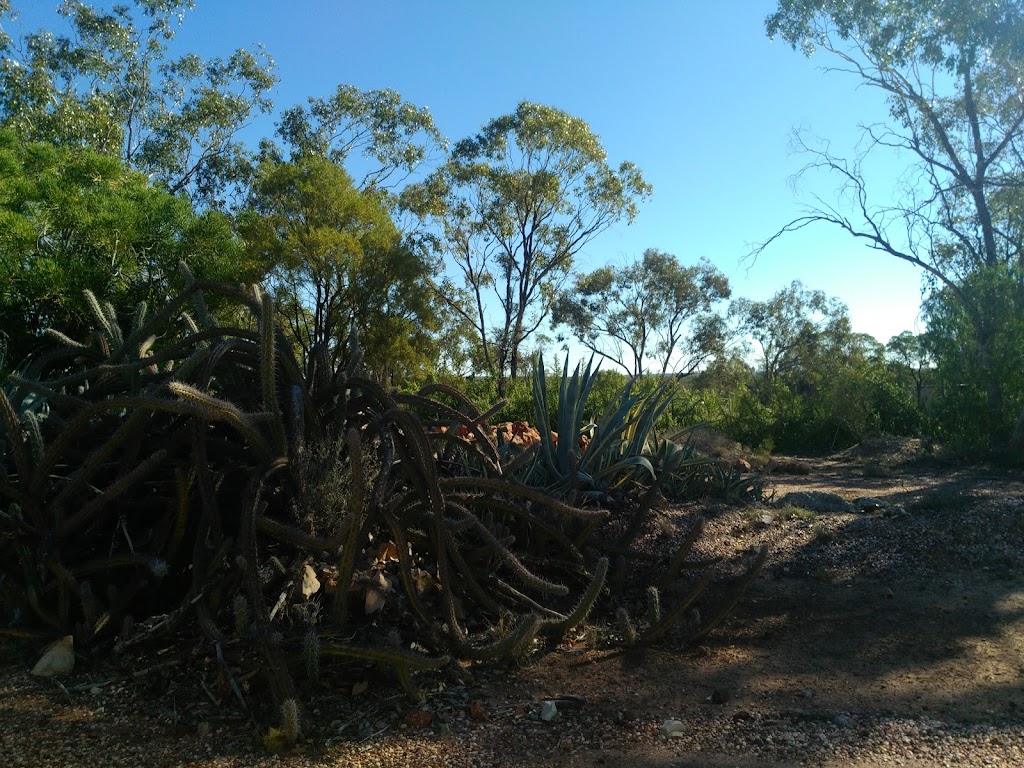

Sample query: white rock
[539,700,558,721]
[31,635,75,677]
[660,718,685,738]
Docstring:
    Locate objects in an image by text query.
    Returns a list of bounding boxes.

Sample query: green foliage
[923,266,1024,454]
[554,249,730,377]
[764,0,1024,450]
[0,0,277,208]
[273,84,446,195]
[405,101,652,396]
[0,130,252,373]
[239,155,441,384]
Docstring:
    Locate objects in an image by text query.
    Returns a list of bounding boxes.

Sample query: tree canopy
[405,100,651,395]
[240,155,440,383]
[553,249,730,377]
[762,0,1024,447]
[0,128,247,370]
[0,0,277,208]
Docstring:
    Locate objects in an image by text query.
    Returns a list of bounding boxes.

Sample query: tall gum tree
[239,155,440,383]
[0,0,277,208]
[404,101,651,397]
[552,249,730,377]
[758,0,1024,446]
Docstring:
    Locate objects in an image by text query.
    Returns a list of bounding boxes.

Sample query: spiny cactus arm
[178,262,216,332]
[442,528,504,616]
[489,578,568,620]
[445,501,569,596]
[43,327,88,349]
[319,643,449,701]
[379,504,452,652]
[43,408,151,507]
[462,613,542,662]
[617,606,638,646]
[425,430,503,475]
[258,290,288,457]
[162,468,190,562]
[83,290,121,354]
[541,557,608,635]
[56,449,169,538]
[392,408,468,646]
[25,584,62,629]
[412,383,486,418]
[688,544,767,644]
[0,386,32,488]
[503,440,539,475]
[330,508,365,627]
[71,553,169,579]
[659,516,707,589]
[169,382,272,459]
[438,476,608,522]
[640,571,714,645]
[257,516,345,551]
[449,493,585,564]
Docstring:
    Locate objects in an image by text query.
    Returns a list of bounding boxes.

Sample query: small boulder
[855,497,889,513]
[31,635,75,678]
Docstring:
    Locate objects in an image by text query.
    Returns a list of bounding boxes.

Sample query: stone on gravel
[855,497,889,513]
[539,700,558,721]
[660,719,685,738]
[775,491,855,514]
[31,635,74,677]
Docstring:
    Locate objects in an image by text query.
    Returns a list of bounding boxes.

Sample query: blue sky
[15,1,929,347]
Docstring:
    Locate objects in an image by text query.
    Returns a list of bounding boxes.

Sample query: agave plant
[526,355,685,501]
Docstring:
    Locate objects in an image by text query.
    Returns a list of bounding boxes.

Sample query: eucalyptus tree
[404,101,651,396]
[758,0,1024,444]
[730,281,850,388]
[553,249,730,377]
[239,155,440,383]
[0,0,277,208]
[272,84,446,195]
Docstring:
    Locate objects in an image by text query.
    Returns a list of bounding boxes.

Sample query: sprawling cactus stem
[660,516,706,589]
[463,613,542,661]
[0,387,31,488]
[280,699,301,745]
[319,643,449,701]
[258,290,287,456]
[79,580,99,630]
[169,382,271,458]
[131,301,148,334]
[446,502,568,596]
[331,505,365,626]
[163,468,190,562]
[689,544,768,643]
[617,606,638,646]
[645,585,662,626]
[543,557,608,635]
[303,629,320,681]
[22,411,44,465]
[640,571,714,645]
[57,448,169,537]
[233,594,250,635]
[83,289,121,350]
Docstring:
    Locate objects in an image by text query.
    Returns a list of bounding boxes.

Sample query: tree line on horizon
[1,0,1021,457]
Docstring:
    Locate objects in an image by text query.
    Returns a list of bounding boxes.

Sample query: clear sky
[16,0,930,346]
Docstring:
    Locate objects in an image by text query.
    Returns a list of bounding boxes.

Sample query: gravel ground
[2,455,1022,767]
